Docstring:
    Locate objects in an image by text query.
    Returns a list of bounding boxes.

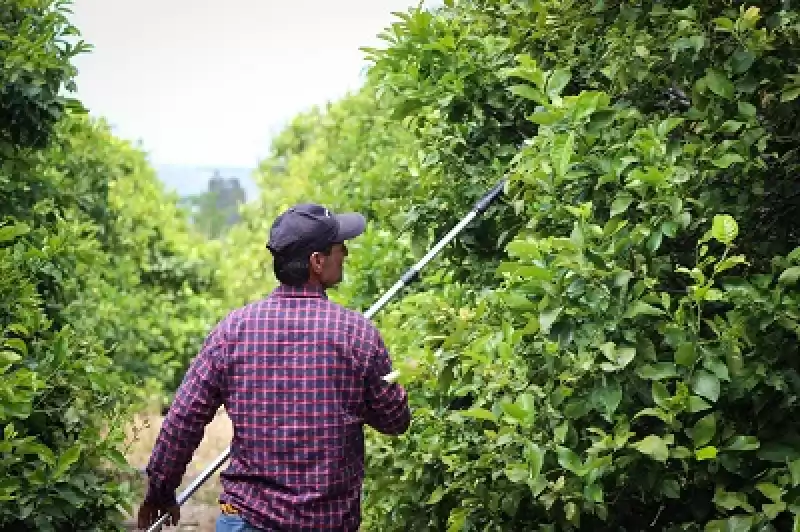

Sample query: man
[138,203,412,531]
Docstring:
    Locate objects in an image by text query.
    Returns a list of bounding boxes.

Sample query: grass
[123,405,233,531]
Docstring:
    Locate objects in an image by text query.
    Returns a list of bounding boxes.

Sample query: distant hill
[155,164,260,203]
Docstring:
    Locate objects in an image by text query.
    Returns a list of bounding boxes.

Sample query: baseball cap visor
[334,213,366,241]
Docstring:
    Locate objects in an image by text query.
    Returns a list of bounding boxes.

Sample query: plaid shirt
[144,284,411,530]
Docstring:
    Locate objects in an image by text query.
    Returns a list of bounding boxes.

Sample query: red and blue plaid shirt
[144,284,411,531]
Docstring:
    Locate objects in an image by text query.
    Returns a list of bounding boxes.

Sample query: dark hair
[272,245,333,286]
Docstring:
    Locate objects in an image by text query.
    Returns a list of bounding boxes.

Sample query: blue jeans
[216,513,260,531]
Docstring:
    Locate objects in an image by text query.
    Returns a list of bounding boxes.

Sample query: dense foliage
[5,0,800,530]
[222,1,800,531]
[0,1,228,529]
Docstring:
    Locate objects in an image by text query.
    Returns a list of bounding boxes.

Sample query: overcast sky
[68,0,437,169]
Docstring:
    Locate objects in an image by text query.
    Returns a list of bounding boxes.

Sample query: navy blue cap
[267,203,366,255]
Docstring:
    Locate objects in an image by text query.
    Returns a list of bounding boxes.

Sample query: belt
[220,503,239,515]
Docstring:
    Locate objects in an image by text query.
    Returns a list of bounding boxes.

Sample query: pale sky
[68,0,437,169]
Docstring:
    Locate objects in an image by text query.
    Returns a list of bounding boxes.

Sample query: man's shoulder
[215,296,380,339]
[322,299,381,336]
[210,299,267,332]
[323,299,374,324]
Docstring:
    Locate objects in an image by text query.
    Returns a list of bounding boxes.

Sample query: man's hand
[137,502,180,530]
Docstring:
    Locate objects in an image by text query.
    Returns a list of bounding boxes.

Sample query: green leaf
[737,101,757,118]
[711,153,744,168]
[688,395,712,413]
[0,477,20,500]
[572,91,603,121]
[539,307,562,334]
[789,459,800,486]
[6,323,29,337]
[527,111,562,125]
[658,117,685,136]
[553,132,574,178]
[501,401,530,424]
[713,489,754,512]
[714,255,747,274]
[675,342,696,366]
[711,214,738,244]
[724,436,760,452]
[624,301,665,319]
[517,392,536,418]
[661,220,678,238]
[652,381,670,408]
[0,350,22,370]
[593,380,623,418]
[705,69,735,99]
[509,84,546,103]
[647,229,663,253]
[546,68,571,99]
[712,17,735,31]
[427,486,446,504]
[0,223,30,243]
[104,448,130,470]
[719,120,744,134]
[763,502,787,520]
[730,49,755,74]
[632,435,670,462]
[662,479,681,499]
[610,194,633,217]
[756,482,784,503]
[692,413,716,447]
[636,363,678,380]
[584,483,603,503]
[504,463,529,483]
[778,266,800,284]
[461,408,497,422]
[781,86,800,103]
[505,239,540,259]
[447,507,468,532]
[708,515,755,532]
[526,442,544,480]
[695,446,717,460]
[615,346,636,368]
[52,444,81,479]
[692,370,721,402]
[557,447,584,474]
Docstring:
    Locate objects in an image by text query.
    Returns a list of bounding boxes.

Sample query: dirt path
[123,407,233,531]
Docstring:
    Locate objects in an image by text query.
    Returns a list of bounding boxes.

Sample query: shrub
[358,1,800,530]
[1,1,227,529]
[224,1,800,530]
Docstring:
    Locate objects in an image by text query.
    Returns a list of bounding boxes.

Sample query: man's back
[144,284,411,531]
[219,284,410,529]
[139,202,411,531]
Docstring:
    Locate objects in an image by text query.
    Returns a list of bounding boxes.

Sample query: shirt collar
[270,283,329,300]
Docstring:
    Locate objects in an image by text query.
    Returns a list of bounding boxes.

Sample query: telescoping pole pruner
[145,177,508,532]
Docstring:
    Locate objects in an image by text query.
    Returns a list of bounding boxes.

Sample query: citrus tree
[357,1,800,530]
[1,1,229,529]
[221,1,800,530]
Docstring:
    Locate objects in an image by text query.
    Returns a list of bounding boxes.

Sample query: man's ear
[309,251,325,274]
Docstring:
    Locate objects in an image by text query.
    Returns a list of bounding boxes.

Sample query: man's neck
[279,280,326,291]
[303,279,325,290]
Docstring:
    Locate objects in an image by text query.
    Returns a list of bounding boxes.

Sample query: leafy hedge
[223,1,800,531]
[1,1,228,529]
[8,0,798,529]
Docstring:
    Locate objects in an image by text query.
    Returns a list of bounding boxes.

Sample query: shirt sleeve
[361,326,411,436]
[143,321,228,506]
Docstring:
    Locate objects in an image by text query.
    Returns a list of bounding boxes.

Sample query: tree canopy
[2,0,800,530]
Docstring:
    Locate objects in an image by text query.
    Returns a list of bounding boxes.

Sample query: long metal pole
[145,177,507,532]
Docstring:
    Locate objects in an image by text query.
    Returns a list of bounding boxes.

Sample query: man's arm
[361,327,411,436]
[143,322,228,505]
